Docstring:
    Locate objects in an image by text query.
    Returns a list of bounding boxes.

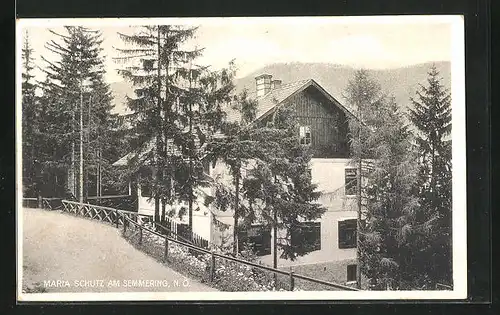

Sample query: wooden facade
[265,84,351,158]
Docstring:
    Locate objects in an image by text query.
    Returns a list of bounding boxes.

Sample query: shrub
[125,222,304,292]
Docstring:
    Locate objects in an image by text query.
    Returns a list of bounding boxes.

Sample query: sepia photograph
[16,16,466,301]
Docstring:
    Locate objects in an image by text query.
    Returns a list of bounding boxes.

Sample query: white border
[16,15,466,301]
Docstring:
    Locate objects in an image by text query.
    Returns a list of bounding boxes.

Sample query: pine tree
[344,69,386,288]
[207,89,260,254]
[38,26,114,198]
[114,26,232,238]
[82,68,118,200]
[242,106,326,267]
[408,65,452,288]
[357,97,420,290]
[115,25,194,223]
[345,70,428,290]
[21,31,39,198]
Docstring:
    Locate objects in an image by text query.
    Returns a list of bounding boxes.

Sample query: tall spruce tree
[21,31,39,198]
[356,97,420,290]
[207,89,260,254]
[82,68,118,199]
[408,65,452,288]
[115,25,200,225]
[345,70,428,290]
[38,27,112,199]
[242,106,326,268]
[344,69,385,288]
[115,26,232,238]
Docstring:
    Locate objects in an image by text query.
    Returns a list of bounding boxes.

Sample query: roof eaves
[253,79,313,123]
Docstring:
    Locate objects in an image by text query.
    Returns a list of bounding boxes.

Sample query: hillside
[109,61,451,115]
[234,61,451,113]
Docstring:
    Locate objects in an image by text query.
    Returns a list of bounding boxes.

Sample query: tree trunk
[356,104,363,290]
[233,169,240,255]
[154,27,162,224]
[79,79,84,204]
[356,157,362,289]
[161,198,166,222]
[273,203,278,286]
[187,58,194,242]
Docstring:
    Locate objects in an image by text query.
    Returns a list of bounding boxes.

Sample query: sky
[18,16,457,84]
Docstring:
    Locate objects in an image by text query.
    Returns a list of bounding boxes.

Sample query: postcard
[16,15,466,301]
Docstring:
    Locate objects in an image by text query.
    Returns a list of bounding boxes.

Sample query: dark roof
[225,79,356,123]
[113,78,356,166]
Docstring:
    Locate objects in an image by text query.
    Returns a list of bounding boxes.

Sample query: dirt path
[22,207,217,293]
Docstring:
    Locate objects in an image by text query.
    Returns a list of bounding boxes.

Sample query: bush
[124,222,304,292]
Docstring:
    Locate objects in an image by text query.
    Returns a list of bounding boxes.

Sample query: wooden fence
[22,197,63,210]
[61,200,149,227]
[157,217,209,249]
[57,200,358,292]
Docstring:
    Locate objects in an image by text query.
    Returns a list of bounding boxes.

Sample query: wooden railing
[22,197,63,210]
[122,211,358,292]
[58,200,358,292]
[61,200,149,227]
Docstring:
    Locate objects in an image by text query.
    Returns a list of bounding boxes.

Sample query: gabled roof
[225,79,356,123]
[113,78,357,167]
[112,136,206,167]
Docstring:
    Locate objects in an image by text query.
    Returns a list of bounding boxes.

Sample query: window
[299,126,312,145]
[347,264,357,282]
[338,219,357,249]
[345,168,357,196]
[291,222,321,252]
[238,225,271,256]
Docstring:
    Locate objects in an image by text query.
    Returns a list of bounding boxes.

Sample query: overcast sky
[19,16,457,84]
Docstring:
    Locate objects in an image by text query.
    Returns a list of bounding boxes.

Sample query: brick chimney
[271,79,282,90]
[255,74,272,97]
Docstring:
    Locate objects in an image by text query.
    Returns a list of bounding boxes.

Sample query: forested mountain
[110,61,451,115]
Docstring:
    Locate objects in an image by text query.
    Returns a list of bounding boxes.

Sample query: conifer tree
[38,26,112,198]
[115,26,233,238]
[21,31,39,198]
[345,70,428,290]
[115,25,200,224]
[207,89,260,254]
[408,65,452,288]
[344,69,385,288]
[242,106,326,266]
[356,97,420,290]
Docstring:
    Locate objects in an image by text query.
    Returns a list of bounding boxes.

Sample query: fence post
[289,270,295,291]
[123,213,127,233]
[139,223,143,245]
[115,210,119,228]
[209,251,215,282]
[164,238,169,261]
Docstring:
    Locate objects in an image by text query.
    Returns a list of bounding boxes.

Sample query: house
[113,74,362,285]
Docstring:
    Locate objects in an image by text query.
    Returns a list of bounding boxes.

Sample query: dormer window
[299,125,311,145]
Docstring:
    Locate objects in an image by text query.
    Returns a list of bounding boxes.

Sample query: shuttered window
[291,222,321,252]
[238,225,271,256]
[338,219,357,249]
[347,264,357,282]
